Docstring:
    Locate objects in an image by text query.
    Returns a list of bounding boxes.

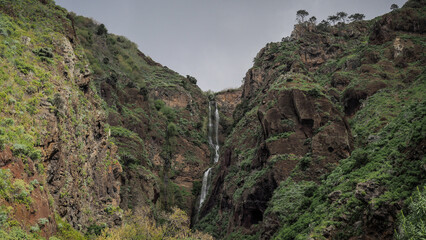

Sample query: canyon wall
[194,1,425,239]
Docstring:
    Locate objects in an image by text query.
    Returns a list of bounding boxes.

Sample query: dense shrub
[351,148,368,168]
[55,214,86,240]
[14,59,34,75]
[11,144,29,156]
[32,47,53,62]
[96,207,213,240]
[299,155,311,171]
[396,186,426,239]
[96,24,108,35]
[186,75,197,84]
[167,122,178,137]
[161,106,176,121]
[154,99,165,111]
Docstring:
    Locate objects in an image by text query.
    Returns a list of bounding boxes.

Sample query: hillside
[194,0,425,239]
[0,0,212,239]
[0,0,425,240]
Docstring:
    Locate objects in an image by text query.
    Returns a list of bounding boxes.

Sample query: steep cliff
[195,1,425,239]
[1,0,425,239]
[0,0,211,239]
[71,14,211,216]
[0,1,124,238]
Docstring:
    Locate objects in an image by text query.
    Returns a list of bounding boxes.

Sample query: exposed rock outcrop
[0,147,56,238]
[194,1,426,239]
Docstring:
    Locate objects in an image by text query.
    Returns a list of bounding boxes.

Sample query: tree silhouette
[309,16,317,24]
[296,10,309,23]
[96,24,108,35]
[391,4,399,11]
[337,12,348,23]
[327,15,339,25]
[317,20,330,31]
[349,13,365,22]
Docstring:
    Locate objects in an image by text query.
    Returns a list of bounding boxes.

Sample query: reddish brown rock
[0,152,56,238]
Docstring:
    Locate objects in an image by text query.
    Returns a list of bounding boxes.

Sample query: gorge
[0,0,425,240]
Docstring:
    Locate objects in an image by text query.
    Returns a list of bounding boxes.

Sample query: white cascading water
[208,102,213,147]
[199,100,220,208]
[214,102,220,163]
[199,167,212,208]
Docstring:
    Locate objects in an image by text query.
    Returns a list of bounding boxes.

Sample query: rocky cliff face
[215,88,242,139]
[0,1,122,237]
[0,0,211,238]
[1,0,425,239]
[194,1,425,239]
[72,17,211,216]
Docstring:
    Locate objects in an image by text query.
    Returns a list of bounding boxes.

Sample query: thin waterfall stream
[199,168,211,208]
[199,100,220,209]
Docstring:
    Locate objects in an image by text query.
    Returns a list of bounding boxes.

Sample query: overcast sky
[56,0,407,92]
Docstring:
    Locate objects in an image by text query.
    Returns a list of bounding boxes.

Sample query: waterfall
[208,102,213,147]
[199,167,212,207]
[214,102,220,163]
[199,100,220,209]
[207,101,220,163]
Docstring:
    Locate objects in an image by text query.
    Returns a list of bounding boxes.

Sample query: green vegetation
[265,179,316,223]
[71,10,209,216]
[265,131,294,143]
[0,227,39,240]
[225,231,260,240]
[197,1,426,239]
[296,10,309,23]
[0,0,128,238]
[0,204,42,240]
[270,92,425,239]
[233,167,268,201]
[97,207,212,240]
[395,186,426,239]
[194,207,230,239]
[55,214,86,240]
[0,169,33,207]
[0,0,424,239]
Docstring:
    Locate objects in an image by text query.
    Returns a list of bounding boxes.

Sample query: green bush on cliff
[167,122,178,137]
[192,180,202,196]
[0,226,39,240]
[265,179,316,223]
[161,106,177,121]
[265,131,294,143]
[396,186,426,239]
[11,143,42,161]
[272,96,426,239]
[96,24,108,35]
[11,144,30,156]
[299,154,311,171]
[0,205,40,239]
[14,59,34,75]
[226,231,260,240]
[97,207,213,240]
[0,169,13,201]
[233,167,268,201]
[0,169,33,208]
[55,214,86,240]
